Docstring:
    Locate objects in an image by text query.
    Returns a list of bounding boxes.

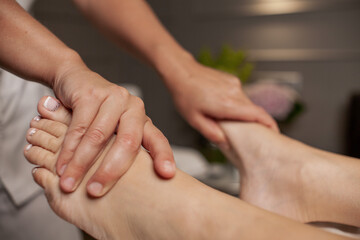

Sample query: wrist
[51,49,88,90]
[151,45,197,89]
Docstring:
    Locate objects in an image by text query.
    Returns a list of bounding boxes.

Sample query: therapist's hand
[52,65,175,197]
[165,59,279,147]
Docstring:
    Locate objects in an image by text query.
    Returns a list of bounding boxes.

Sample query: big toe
[38,96,71,125]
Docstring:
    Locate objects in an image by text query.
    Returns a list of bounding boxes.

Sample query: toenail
[33,115,41,122]
[25,144,32,151]
[29,128,37,136]
[62,177,75,191]
[88,182,103,196]
[32,168,38,174]
[163,160,175,173]
[44,96,60,112]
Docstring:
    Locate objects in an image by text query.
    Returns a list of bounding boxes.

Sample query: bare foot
[220,122,360,228]
[23,97,349,240]
[24,96,201,240]
[220,122,320,223]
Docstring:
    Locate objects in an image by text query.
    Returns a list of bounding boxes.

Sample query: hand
[51,64,175,197]
[165,59,279,146]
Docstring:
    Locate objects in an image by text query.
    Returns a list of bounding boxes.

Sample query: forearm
[0,0,87,86]
[73,0,194,85]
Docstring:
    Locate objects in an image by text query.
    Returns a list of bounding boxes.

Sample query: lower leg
[220,122,360,227]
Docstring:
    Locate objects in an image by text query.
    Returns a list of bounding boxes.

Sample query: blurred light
[248,1,311,16]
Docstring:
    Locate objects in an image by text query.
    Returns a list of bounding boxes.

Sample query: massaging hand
[167,60,279,146]
[52,66,175,197]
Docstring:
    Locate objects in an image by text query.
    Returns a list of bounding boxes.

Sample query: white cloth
[0,0,50,205]
[0,71,51,205]
[0,1,81,239]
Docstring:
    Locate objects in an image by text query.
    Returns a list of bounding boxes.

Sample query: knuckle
[70,124,88,136]
[223,98,235,109]
[118,134,140,152]
[153,131,169,144]
[133,96,145,110]
[68,162,88,175]
[145,117,153,124]
[38,148,53,164]
[48,138,60,152]
[97,165,122,180]
[113,86,130,99]
[85,128,107,145]
[232,78,242,87]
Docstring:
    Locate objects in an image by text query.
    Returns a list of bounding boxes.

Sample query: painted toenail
[33,115,41,121]
[25,144,32,151]
[163,160,175,173]
[29,128,37,136]
[43,96,60,112]
[62,177,75,191]
[88,182,103,196]
[59,164,67,176]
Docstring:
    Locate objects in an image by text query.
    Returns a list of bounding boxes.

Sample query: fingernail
[62,177,75,191]
[163,160,175,173]
[59,164,67,176]
[25,144,32,151]
[43,96,60,111]
[88,182,103,196]
[32,168,38,174]
[33,115,41,121]
[29,128,37,136]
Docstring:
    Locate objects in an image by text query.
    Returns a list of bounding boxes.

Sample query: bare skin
[0,0,176,198]
[220,122,360,227]
[73,0,279,145]
[23,98,351,240]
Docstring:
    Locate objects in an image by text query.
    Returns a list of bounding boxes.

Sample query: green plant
[197,45,254,83]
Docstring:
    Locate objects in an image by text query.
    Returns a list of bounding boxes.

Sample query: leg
[220,122,360,227]
[24,96,348,240]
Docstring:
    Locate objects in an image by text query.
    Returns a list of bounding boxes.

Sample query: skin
[72,0,279,145]
[0,0,176,197]
[24,97,348,240]
[1,0,277,197]
[220,122,360,227]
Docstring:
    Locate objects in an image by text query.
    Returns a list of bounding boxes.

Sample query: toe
[24,144,57,174]
[38,96,71,126]
[32,167,59,202]
[30,118,67,139]
[26,128,62,153]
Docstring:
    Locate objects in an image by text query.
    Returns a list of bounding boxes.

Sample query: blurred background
[32,0,360,156]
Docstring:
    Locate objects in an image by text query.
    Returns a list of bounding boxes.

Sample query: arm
[25,101,347,239]
[0,0,175,197]
[73,0,279,145]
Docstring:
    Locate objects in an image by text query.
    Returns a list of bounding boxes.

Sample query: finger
[30,118,67,138]
[26,128,61,153]
[142,120,176,179]
[86,103,145,197]
[37,96,71,125]
[56,99,101,178]
[191,113,228,145]
[221,104,279,132]
[24,144,57,173]
[58,97,126,193]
